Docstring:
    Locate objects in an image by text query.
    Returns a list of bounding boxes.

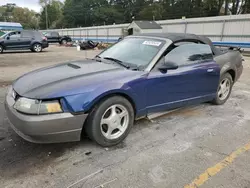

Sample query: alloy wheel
[34,44,42,52]
[218,78,231,100]
[100,104,129,140]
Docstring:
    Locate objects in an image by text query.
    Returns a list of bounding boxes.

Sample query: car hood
[13,60,142,99]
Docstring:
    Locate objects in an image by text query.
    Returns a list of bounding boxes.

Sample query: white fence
[42,14,250,46]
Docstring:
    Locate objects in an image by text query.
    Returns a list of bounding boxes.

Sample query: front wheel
[32,43,42,52]
[212,73,233,105]
[85,96,134,147]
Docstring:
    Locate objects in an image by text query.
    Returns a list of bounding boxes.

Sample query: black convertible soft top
[135,33,222,55]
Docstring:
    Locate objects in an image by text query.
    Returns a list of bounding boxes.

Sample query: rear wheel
[212,73,233,105]
[0,45,3,53]
[32,43,42,52]
[85,96,134,147]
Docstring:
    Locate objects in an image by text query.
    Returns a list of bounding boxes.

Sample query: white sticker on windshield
[143,41,162,46]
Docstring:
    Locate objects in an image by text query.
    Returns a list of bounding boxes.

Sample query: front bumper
[5,89,88,143]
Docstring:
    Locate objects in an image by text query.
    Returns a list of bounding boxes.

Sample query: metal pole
[184,21,187,34]
[220,20,226,41]
[107,28,109,43]
[45,0,48,29]
[96,27,98,43]
[80,29,82,41]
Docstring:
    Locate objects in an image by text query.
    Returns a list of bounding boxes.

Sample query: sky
[0,0,64,12]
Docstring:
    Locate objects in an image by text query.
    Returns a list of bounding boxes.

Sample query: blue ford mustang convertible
[5,33,243,146]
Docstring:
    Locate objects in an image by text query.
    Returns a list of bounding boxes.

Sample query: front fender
[63,82,140,114]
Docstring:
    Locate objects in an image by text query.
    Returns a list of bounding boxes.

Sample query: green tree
[12,7,39,29]
[93,6,123,25]
[240,0,250,14]
[39,0,63,29]
[0,4,39,29]
[202,0,224,16]
[0,6,5,21]
[63,0,94,27]
[138,2,164,20]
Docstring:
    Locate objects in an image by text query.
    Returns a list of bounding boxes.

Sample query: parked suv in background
[44,31,72,44]
[0,30,49,53]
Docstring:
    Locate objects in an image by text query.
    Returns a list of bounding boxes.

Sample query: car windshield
[98,38,165,68]
[0,32,9,39]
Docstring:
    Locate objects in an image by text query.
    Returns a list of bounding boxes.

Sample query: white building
[127,21,163,35]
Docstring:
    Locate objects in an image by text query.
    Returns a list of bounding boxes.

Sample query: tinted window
[21,31,33,38]
[34,32,43,38]
[8,31,21,40]
[51,32,59,37]
[165,44,213,66]
[44,32,50,36]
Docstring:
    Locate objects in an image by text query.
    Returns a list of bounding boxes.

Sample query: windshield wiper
[91,55,102,62]
[103,57,130,69]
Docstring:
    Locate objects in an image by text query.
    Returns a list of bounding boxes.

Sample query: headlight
[14,97,62,115]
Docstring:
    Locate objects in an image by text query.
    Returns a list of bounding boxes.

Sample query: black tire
[61,39,67,45]
[0,45,3,53]
[85,96,134,147]
[32,43,42,52]
[212,73,233,105]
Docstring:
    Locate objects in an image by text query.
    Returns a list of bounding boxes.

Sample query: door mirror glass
[158,61,178,73]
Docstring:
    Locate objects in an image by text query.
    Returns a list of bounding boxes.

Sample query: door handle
[207,68,214,73]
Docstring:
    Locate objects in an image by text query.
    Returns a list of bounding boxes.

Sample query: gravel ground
[1,47,250,188]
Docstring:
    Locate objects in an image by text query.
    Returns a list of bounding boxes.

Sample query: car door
[50,32,59,43]
[20,31,33,48]
[4,31,21,49]
[146,43,220,113]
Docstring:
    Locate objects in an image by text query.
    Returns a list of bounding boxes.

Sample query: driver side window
[164,43,213,67]
[155,43,213,70]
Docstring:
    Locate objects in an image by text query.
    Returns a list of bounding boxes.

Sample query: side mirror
[158,61,178,73]
[6,36,10,40]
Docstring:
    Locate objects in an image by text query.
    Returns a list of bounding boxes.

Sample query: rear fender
[220,62,236,76]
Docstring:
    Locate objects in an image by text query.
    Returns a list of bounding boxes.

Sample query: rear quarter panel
[214,50,242,81]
